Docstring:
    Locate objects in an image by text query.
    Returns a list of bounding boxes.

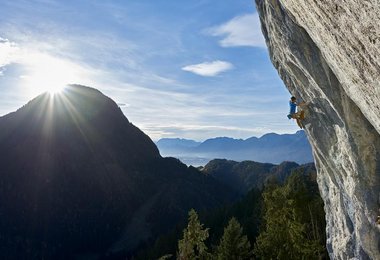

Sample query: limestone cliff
[255,0,380,259]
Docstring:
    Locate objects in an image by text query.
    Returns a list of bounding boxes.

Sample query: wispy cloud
[206,13,266,48]
[182,60,233,77]
[0,38,19,72]
[141,123,272,141]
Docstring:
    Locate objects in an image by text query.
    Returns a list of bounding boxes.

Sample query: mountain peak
[0,85,236,258]
[1,84,160,166]
[20,84,123,120]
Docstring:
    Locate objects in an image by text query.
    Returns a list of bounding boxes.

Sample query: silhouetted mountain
[156,131,313,166]
[0,85,236,259]
[202,159,316,194]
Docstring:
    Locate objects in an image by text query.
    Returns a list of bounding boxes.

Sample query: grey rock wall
[255,0,380,259]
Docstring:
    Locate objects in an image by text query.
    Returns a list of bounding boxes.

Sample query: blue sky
[0,0,299,141]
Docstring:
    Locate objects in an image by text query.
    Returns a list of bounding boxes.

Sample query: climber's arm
[298,101,309,108]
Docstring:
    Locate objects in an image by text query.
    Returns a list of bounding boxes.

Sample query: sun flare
[21,62,68,95]
[19,52,86,97]
[47,84,65,95]
[21,74,66,95]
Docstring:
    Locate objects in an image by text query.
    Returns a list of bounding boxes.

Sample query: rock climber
[287,96,305,129]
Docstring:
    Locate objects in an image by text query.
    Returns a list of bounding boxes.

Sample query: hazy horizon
[154,129,305,142]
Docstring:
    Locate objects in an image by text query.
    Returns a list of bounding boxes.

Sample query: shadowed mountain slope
[202,159,315,194]
[0,85,235,259]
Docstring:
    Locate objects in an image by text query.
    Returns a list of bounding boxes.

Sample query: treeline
[135,170,327,259]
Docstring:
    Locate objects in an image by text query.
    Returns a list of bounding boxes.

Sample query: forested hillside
[135,167,327,259]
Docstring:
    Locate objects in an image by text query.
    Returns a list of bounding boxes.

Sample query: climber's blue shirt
[289,101,297,114]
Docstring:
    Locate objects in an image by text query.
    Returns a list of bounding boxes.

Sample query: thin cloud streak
[182,60,234,77]
[0,38,19,70]
[141,123,271,141]
[206,13,266,48]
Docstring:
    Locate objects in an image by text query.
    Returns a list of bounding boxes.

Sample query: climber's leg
[291,114,303,129]
[296,118,303,129]
[299,110,305,120]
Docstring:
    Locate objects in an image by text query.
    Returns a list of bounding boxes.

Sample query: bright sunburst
[19,52,85,97]
[21,73,65,95]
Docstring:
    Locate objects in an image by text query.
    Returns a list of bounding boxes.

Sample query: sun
[19,53,81,97]
[21,73,66,96]
[46,84,65,94]
[22,64,68,95]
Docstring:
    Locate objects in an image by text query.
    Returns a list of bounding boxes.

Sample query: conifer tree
[254,171,326,259]
[216,217,252,260]
[177,209,210,260]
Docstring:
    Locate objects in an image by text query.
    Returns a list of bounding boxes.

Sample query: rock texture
[255,0,380,259]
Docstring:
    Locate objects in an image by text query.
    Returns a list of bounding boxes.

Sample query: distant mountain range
[156,131,313,166]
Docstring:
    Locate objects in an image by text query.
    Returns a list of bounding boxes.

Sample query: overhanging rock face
[255,0,380,259]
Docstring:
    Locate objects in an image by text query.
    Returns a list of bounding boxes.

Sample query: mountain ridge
[202,159,315,194]
[156,130,313,166]
[0,84,236,259]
